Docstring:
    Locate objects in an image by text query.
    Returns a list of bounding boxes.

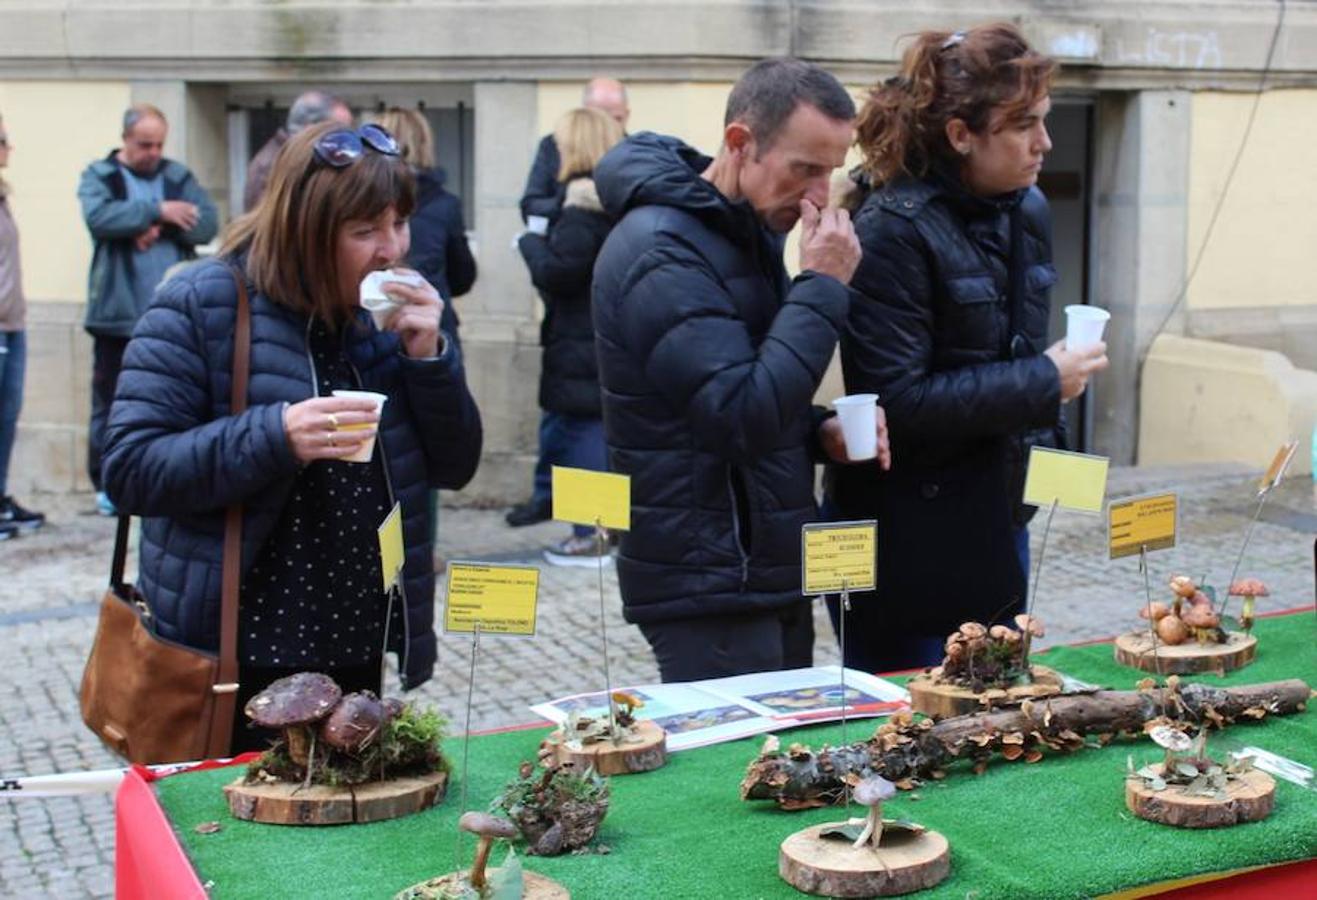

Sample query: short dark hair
[724,58,855,150]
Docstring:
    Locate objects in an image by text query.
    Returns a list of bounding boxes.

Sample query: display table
[118,611,1316,899]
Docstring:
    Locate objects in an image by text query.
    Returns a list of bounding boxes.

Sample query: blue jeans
[532,411,607,537]
[0,330,25,497]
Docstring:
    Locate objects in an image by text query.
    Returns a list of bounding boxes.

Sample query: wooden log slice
[1125,765,1275,828]
[1113,630,1257,675]
[545,719,667,776]
[224,770,448,826]
[779,823,950,897]
[395,869,569,900]
[907,666,1063,719]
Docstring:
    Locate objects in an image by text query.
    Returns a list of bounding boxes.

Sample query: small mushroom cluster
[1138,576,1223,646]
[937,615,1044,689]
[491,760,610,856]
[243,672,417,787]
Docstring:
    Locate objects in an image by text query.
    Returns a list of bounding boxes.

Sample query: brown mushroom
[1188,589,1212,608]
[1229,579,1269,632]
[1138,601,1170,622]
[988,624,1013,641]
[244,672,341,767]
[958,622,987,640]
[1168,575,1197,598]
[1180,604,1220,642]
[321,691,385,754]
[459,811,518,889]
[1156,614,1189,645]
[851,775,898,850]
[1013,614,1045,638]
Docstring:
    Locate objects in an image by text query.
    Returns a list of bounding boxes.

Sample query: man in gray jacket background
[77,103,217,514]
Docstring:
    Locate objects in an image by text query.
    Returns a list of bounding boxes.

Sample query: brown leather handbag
[79,266,250,764]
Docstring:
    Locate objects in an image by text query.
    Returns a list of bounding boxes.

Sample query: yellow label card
[551,466,631,531]
[443,563,540,636]
[1258,440,1298,494]
[801,521,877,595]
[1108,492,1177,559]
[1022,447,1109,513]
[377,502,404,592]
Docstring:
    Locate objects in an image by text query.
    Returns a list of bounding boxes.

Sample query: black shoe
[505,497,552,527]
[0,496,43,532]
[0,521,17,541]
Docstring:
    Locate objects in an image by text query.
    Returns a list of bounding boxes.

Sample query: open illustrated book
[530,665,911,752]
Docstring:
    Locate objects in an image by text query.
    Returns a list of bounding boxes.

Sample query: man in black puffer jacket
[593,58,886,682]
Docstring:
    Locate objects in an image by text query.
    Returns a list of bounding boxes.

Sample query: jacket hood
[595,132,757,241]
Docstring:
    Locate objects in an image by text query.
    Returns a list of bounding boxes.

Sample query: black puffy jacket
[408,167,476,343]
[102,257,483,689]
[593,133,848,625]
[518,177,611,418]
[826,169,1062,633]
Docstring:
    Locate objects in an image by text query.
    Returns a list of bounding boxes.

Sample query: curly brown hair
[856,23,1056,187]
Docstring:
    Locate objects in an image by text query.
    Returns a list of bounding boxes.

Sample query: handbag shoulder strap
[217,263,251,691]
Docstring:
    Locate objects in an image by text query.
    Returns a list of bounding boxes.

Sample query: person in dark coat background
[372,107,476,348]
[517,77,629,228]
[103,122,482,752]
[825,24,1108,672]
[517,107,621,565]
[507,77,629,528]
[242,89,353,213]
[592,58,889,683]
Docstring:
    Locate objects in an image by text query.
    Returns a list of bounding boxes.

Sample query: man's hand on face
[158,200,199,231]
[798,199,861,285]
[134,224,161,252]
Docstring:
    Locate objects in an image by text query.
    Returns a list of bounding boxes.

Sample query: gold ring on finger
[327,413,339,429]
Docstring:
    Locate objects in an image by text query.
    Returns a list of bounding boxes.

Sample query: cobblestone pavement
[1,465,1314,897]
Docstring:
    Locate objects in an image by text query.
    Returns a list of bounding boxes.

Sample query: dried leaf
[880,819,927,837]
[819,823,867,843]
[194,821,222,835]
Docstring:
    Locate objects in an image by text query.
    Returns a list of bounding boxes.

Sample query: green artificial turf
[158,612,1317,899]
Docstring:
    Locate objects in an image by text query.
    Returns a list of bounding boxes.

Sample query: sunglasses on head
[312,124,399,168]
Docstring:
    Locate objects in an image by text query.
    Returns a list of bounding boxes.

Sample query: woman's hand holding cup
[377,268,446,359]
[283,396,381,464]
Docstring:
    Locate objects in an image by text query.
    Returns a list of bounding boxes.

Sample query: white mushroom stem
[298,730,317,794]
[852,800,883,851]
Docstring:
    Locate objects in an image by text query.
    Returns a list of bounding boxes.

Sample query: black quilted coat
[102,257,483,689]
[593,132,849,625]
[826,169,1062,634]
[518,177,611,418]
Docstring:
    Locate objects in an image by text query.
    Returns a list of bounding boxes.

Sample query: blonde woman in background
[0,113,46,539]
[517,107,621,565]
[371,107,475,349]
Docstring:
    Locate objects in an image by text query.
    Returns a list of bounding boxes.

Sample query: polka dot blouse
[239,317,401,668]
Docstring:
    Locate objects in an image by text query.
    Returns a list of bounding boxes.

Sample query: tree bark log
[742,679,1309,809]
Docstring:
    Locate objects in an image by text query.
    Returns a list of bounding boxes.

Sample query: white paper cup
[359,270,426,329]
[1064,305,1110,351]
[331,390,387,463]
[831,394,879,461]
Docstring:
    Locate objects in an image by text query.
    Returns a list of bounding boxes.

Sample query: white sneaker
[543,534,614,568]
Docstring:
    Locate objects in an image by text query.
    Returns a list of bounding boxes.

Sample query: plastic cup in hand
[331,390,387,463]
[1064,305,1110,352]
[359,270,426,330]
[831,394,880,461]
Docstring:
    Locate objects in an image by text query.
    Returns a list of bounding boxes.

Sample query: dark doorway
[1037,99,1096,452]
